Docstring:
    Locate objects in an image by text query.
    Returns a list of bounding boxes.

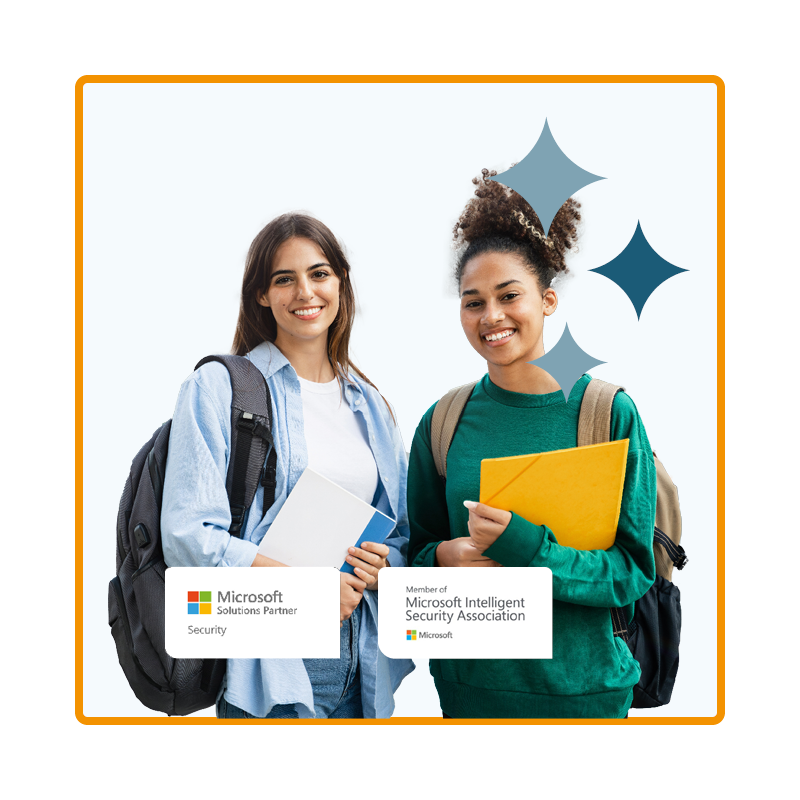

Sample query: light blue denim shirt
[161,341,414,718]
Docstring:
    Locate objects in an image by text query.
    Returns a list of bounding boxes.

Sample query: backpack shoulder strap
[577,378,624,447]
[578,378,628,641]
[195,354,273,418]
[431,381,478,480]
[194,355,277,537]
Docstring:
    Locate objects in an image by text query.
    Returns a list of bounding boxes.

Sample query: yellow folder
[479,439,629,551]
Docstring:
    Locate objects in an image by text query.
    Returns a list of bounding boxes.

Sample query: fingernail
[463,500,478,511]
[348,547,355,554]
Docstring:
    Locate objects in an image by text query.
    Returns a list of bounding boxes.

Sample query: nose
[296,276,315,301]
[481,300,504,326]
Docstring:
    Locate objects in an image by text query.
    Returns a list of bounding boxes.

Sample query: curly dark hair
[453,168,581,290]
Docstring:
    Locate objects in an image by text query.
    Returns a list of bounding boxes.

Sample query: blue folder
[339,508,396,574]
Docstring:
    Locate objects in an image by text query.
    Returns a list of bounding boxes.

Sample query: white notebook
[256,468,395,570]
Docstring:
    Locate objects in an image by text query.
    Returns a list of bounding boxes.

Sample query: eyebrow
[460,279,522,298]
[271,262,331,279]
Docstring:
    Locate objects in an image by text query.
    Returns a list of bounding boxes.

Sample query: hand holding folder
[463,501,512,555]
[257,468,396,570]
[479,440,629,550]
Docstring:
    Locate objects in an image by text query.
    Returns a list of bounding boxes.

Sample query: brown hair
[232,213,393,419]
[453,168,581,290]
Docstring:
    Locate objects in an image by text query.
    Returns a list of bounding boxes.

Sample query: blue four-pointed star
[590,221,688,319]
[530,323,606,403]
[489,119,605,235]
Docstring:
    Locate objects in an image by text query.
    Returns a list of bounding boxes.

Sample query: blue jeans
[217,605,363,719]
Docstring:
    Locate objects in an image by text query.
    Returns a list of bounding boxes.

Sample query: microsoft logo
[188,591,212,615]
[406,629,417,641]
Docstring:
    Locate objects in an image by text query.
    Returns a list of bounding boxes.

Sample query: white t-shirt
[298,375,379,505]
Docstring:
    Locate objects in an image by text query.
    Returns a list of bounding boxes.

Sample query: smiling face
[256,237,341,351]
[459,251,557,371]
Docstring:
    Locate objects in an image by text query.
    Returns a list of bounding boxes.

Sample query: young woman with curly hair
[407,170,656,719]
[161,213,413,719]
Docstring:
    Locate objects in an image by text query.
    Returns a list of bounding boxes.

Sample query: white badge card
[165,567,340,659]
[378,567,552,659]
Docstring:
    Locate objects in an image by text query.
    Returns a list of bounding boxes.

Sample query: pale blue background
[82,81,718,718]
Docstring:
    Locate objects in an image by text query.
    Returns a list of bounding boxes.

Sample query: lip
[291,306,323,321]
[481,328,516,347]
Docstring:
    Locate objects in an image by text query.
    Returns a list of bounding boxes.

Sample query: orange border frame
[75,75,800,725]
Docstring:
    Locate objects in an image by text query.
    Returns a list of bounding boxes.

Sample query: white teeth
[484,331,514,342]
[293,308,321,316]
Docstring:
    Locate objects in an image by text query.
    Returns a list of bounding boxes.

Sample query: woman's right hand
[340,572,366,625]
[435,538,501,568]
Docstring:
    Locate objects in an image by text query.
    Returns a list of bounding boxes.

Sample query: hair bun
[454,168,581,273]
[453,169,582,288]
[511,210,556,249]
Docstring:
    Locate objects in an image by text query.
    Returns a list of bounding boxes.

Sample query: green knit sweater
[407,374,657,719]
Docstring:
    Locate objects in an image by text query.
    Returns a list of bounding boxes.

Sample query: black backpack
[108,355,278,716]
[577,379,686,708]
[431,378,688,710]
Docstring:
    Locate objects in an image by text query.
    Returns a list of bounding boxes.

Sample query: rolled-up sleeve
[161,367,260,569]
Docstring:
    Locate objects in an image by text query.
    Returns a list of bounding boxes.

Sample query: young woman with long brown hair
[161,213,413,719]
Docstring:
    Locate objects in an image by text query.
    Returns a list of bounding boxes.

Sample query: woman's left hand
[464,500,512,553]
[345,541,390,589]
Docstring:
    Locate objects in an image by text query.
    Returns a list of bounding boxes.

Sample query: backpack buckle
[675,554,688,570]
[237,415,256,432]
[237,415,273,446]
[229,505,246,537]
[261,465,277,490]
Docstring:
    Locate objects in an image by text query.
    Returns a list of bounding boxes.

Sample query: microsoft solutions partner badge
[187,591,212,615]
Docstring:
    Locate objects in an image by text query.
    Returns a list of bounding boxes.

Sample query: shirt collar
[247,340,292,379]
[342,377,366,408]
[246,341,368,404]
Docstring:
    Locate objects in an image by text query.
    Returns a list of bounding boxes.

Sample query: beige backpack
[430,377,688,707]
